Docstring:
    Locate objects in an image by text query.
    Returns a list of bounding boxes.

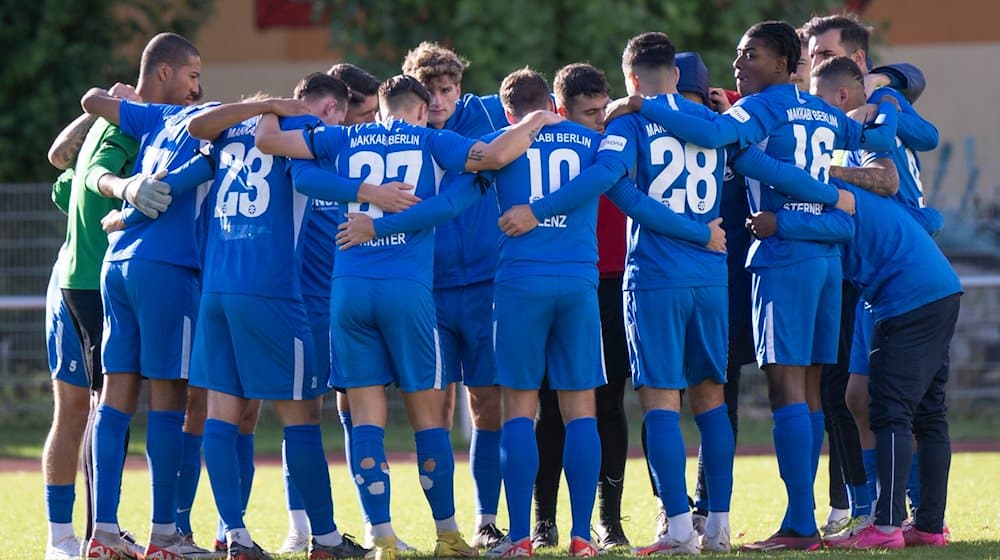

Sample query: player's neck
[135,79,161,104]
[637,85,678,97]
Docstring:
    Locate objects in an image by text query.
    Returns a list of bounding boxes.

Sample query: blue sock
[340,411,369,524]
[175,432,203,535]
[645,410,689,516]
[563,417,601,541]
[850,482,872,517]
[93,404,132,524]
[282,441,305,511]
[203,419,244,531]
[147,410,185,525]
[906,450,921,510]
[862,448,878,509]
[415,427,456,521]
[694,405,735,513]
[352,425,391,525]
[501,417,537,542]
[284,425,336,536]
[773,403,816,536]
[470,429,501,517]
[236,434,255,512]
[809,410,825,484]
[45,484,75,524]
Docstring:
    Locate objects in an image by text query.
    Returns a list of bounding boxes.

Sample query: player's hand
[705,217,726,252]
[108,82,140,102]
[863,73,891,99]
[836,189,856,215]
[336,212,376,250]
[368,182,420,213]
[498,204,539,237]
[746,211,777,239]
[101,209,125,233]
[604,95,643,123]
[847,103,878,124]
[877,93,901,111]
[266,98,310,116]
[113,170,171,219]
[708,88,732,113]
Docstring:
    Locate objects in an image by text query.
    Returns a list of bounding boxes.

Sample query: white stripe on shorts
[433,328,443,389]
[181,316,192,380]
[765,301,776,364]
[293,337,304,400]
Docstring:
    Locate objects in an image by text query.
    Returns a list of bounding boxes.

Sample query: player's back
[201,115,307,300]
[489,120,601,284]
[614,94,728,289]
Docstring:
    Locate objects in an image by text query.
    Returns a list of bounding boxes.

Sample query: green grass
[3,453,998,558]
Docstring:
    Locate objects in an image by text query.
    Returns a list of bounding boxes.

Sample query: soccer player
[277,62,385,555]
[749,180,960,549]
[77,32,213,560]
[604,21,898,551]
[401,43,507,548]
[256,73,560,560]
[526,62,632,552]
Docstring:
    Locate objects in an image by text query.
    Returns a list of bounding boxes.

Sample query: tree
[0,0,213,182]
[312,0,838,96]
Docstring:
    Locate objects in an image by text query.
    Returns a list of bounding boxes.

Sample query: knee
[469,388,501,430]
[912,410,949,443]
[845,386,868,420]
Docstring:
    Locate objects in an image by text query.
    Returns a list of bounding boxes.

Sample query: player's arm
[868,63,925,104]
[336,173,487,249]
[905,205,944,237]
[84,128,139,198]
[604,177,724,250]
[459,110,566,172]
[829,153,898,197]
[48,113,98,170]
[254,113,316,159]
[111,151,217,228]
[80,82,140,125]
[288,158,421,213]
[840,99,898,153]
[51,169,74,214]
[872,88,938,151]
[189,98,309,141]
[748,208,854,243]
[730,146,855,213]
[614,95,763,148]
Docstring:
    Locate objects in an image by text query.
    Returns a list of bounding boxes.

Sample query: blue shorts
[435,281,496,387]
[46,266,87,388]
[625,287,728,390]
[849,299,874,376]
[493,276,605,391]
[191,293,324,400]
[101,259,199,379]
[751,257,841,367]
[330,277,443,393]
[304,293,338,389]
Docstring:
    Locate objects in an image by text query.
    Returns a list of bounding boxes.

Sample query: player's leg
[842,303,877,529]
[173,385,213,555]
[593,277,630,550]
[531,382,563,549]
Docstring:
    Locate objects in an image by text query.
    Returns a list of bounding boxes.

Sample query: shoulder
[279,115,319,131]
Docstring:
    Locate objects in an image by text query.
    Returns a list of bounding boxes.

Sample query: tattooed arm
[829,156,899,197]
[48,113,98,170]
[462,110,564,172]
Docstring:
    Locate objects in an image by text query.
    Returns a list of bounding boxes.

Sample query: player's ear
[504,110,516,125]
[556,106,569,118]
[157,63,171,83]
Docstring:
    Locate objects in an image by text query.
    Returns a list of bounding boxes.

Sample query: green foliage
[0,0,213,182]
[313,0,838,96]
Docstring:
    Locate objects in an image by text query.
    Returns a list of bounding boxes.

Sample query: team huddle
[40,11,960,560]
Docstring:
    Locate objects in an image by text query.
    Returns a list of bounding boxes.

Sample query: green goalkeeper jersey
[58,118,138,290]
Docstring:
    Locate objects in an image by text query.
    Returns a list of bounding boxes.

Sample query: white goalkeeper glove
[113,169,171,219]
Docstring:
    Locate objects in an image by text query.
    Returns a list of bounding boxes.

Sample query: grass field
[3,453,998,559]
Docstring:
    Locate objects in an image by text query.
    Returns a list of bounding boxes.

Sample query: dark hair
[293,72,349,104]
[499,67,551,117]
[378,74,431,110]
[328,63,380,106]
[745,21,801,76]
[401,41,469,85]
[140,32,200,78]
[811,55,865,87]
[553,63,609,110]
[802,14,871,55]
[622,32,676,71]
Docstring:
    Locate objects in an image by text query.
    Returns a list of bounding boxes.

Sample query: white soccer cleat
[45,535,84,560]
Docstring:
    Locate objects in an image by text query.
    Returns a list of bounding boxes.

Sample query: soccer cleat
[175,533,225,558]
[654,506,669,540]
[595,520,630,550]
[568,536,599,557]
[363,536,397,560]
[119,531,146,559]
[484,536,533,558]
[530,519,558,549]
[819,515,851,537]
[691,513,706,538]
[85,534,139,560]
[144,533,192,560]
[740,529,823,552]
[227,540,272,560]
[46,535,83,560]
[471,523,506,549]
[633,531,701,556]
[214,539,228,553]
[434,530,478,557]
[902,523,948,547]
[827,519,903,550]
[277,531,311,553]
[701,524,731,553]
[822,515,867,543]
[309,535,370,559]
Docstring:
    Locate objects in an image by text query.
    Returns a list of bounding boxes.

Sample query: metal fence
[2,181,999,427]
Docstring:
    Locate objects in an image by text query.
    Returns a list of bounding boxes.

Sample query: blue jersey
[433,94,506,289]
[108,100,217,268]
[196,115,314,299]
[304,119,476,289]
[485,121,602,285]
[597,94,728,290]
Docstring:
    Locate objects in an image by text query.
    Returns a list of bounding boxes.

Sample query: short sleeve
[305,125,349,162]
[428,129,477,172]
[118,100,164,139]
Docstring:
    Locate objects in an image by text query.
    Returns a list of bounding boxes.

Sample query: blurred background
[1,0,997,454]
